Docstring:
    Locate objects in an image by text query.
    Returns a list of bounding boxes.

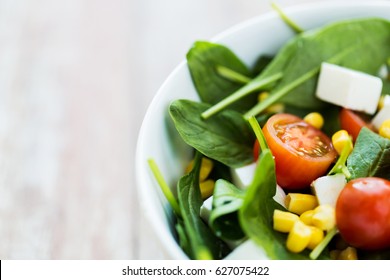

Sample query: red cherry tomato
[340,108,373,141]
[336,177,390,251]
[261,113,337,190]
[253,139,260,160]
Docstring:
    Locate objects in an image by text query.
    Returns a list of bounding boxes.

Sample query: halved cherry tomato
[340,108,374,141]
[336,177,390,250]
[253,138,260,160]
[261,113,337,190]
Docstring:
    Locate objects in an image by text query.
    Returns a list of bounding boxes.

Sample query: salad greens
[149,16,390,260]
[169,100,255,168]
[239,117,317,259]
[260,18,390,109]
[202,18,390,119]
[209,179,245,240]
[186,41,256,112]
[347,127,390,180]
[176,151,230,259]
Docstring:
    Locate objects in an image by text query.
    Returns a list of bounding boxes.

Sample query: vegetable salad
[149,16,390,260]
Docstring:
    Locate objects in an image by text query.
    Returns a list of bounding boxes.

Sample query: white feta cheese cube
[231,162,257,189]
[224,239,267,260]
[200,196,213,223]
[311,173,346,208]
[316,63,382,114]
[372,105,390,130]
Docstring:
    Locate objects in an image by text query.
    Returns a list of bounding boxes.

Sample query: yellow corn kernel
[286,220,312,253]
[285,193,318,215]
[332,130,353,155]
[311,204,336,231]
[258,91,270,103]
[258,92,284,114]
[304,112,324,130]
[186,157,214,181]
[200,179,215,200]
[338,247,358,260]
[300,210,315,226]
[379,119,390,139]
[307,226,324,250]
[273,209,300,233]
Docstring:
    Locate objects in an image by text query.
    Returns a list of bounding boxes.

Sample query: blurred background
[0,0,362,259]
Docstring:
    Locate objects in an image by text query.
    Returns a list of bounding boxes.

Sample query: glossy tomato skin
[336,177,390,250]
[340,108,373,141]
[262,113,337,190]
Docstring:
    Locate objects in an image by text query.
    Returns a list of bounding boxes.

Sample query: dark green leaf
[208,161,233,182]
[169,100,255,168]
[320,106,341,137]
[177,152,230,259]
[175,219,192,257]
[209,179,246,240]
[256,113,274,127]
[251,55,274,76]
[259,18,390,109]
[347,127,390,180]
[187,41,257,111]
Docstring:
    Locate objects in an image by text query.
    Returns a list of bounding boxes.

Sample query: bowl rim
[135,0,390,260]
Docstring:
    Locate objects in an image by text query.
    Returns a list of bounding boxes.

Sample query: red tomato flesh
[340,108,374,142]
[336,177,390,251]
[262,113,337,190]
[253,138,260,160]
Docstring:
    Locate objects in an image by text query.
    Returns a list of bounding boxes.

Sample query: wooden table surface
[0,0,360,259]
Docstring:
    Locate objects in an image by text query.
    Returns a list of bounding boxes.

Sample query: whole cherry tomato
[336,177,390,250]
[340,108,374,141]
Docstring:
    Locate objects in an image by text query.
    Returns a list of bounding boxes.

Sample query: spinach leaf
[320,106,341,137]
[239,149,312,259]
[209,179,246,240]
[175,219,192,257]
[252,55,274,76]
[169,99,255,168]
[177,152,230,259]
[186,41,257,111]
[260,18,390,110]
[208,161,232,182]
[347,127,390,180]
[202,18,390,119]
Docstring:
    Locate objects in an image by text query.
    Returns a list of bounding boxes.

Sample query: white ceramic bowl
[136,1,390,259]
